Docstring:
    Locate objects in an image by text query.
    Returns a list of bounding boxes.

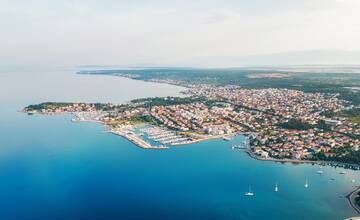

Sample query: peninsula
[23,83,360,166]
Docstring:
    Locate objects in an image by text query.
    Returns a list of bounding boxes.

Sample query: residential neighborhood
[24,85,360,162]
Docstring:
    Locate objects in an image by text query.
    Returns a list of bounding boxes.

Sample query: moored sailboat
[244,185,254,196]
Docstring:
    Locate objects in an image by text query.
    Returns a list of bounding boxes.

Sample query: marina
[139,126,194,146]
[111,125,168,149]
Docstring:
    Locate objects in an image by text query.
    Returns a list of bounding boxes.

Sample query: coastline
[24,109,360,215]
[78,72,191,89]
[22,73,360,216]
[72,113,168,150]
[70,111,244,149]
[245,148,360,169]
[25,111,360,169]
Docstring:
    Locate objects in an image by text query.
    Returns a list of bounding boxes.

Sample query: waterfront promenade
[245,149,360,170]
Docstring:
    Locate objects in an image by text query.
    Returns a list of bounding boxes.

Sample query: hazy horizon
[1,0,360,67]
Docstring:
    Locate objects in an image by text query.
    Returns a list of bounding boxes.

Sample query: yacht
[244,185,254,196]
[340,171,346,175]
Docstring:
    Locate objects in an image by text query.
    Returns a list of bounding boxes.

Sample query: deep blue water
[0,69,359,219]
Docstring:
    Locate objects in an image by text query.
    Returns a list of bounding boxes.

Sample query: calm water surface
[0,69,359,220]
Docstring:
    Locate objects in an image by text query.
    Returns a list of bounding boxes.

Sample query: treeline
[277,119,314,130]
[323,107,360,124]
[25,102,72,111]
[25,102,130,112]
[131,96,207,107]
[131,115,161,126]
[313,146,360,165]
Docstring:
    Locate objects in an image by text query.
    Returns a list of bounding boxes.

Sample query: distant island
[23,68,360,167]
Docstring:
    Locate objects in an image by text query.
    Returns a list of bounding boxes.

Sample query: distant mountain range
[76,50,360,69]
[184,50,360,67]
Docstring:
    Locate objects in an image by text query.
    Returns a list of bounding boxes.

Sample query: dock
[111,128,168,150]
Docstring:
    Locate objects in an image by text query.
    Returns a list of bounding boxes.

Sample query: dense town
[24,85,360,163]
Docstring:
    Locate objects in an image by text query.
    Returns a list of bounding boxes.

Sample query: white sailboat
[304,179,309,188]
[244,185,254,196]
[274,182,279,192]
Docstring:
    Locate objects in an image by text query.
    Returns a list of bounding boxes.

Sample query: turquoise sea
[0,69,359,220]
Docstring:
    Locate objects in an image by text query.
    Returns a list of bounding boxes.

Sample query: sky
[1,0,360,67]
